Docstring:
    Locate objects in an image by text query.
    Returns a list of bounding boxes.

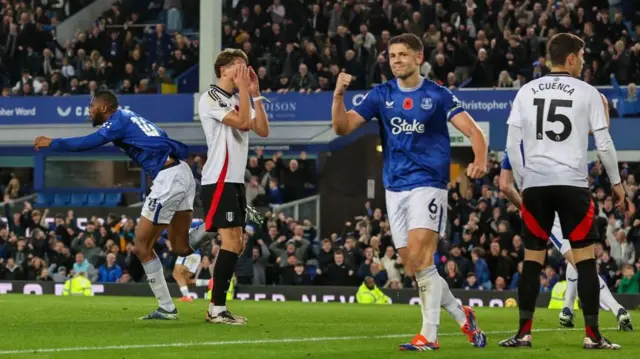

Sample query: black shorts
[201,182,246,232]
[521,185,596,251]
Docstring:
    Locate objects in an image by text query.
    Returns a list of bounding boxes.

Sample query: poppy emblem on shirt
[402,98,413,110]
[235,105,240,111]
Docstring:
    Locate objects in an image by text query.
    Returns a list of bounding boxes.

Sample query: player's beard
[396,68,416,81]
[91,112,105,127]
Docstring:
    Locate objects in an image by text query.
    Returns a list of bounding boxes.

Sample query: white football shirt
[198,85,255,185]
[507,72,608,189]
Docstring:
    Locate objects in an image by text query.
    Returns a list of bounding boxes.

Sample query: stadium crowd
[0,0,199,95]
[0,0,638,95]
[1,148,640,295]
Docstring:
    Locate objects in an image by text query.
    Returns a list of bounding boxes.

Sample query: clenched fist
[334,72,352,97]
[466,162,487,179]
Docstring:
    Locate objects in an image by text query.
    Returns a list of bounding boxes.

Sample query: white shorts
[385,186,448,249]
[550,214,571,255]
[175,253,202,274]
[141,161,196,225]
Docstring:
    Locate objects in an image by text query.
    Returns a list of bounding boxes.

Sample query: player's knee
[571,245,595,263]
[133,243,151,260]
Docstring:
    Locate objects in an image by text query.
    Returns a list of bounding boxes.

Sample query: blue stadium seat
[70,193,88,206]
[103,193,122,207]
[35,193,52,207]
[87,193,105,206]
[52,193,71,206]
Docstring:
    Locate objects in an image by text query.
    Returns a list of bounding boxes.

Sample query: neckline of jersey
[545,71,572,77]
[395,76,425,92]
[210,84,233,98]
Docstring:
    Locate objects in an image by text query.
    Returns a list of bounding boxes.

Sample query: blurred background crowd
[2,150,640,295]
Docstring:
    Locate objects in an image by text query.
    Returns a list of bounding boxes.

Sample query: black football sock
[576,258,602,341]
[211,249,239,309]
[517,260,543,337]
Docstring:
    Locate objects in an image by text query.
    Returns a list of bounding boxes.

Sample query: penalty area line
[0,327,617,355]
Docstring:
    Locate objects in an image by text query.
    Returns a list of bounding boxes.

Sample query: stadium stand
[0,0,639,296]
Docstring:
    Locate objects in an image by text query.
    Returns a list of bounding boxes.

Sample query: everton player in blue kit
[34,90,208,320]
[332,33,489,351]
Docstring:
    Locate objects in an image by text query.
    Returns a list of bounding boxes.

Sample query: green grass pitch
[0,295,638,358]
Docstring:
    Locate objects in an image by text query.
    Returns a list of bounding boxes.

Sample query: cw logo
[56,107,71,117]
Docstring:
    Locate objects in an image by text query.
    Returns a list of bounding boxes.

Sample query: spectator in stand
[98,253,122,283]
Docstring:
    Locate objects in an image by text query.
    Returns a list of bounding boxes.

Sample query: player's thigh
[167,210,193,252]
[555,186,597,250]
[202,182,245,233]
[134,216,168,253]
[521,187,556,251]
[173,261,188,278]
[406,187,447,237]
[385,189,408,249]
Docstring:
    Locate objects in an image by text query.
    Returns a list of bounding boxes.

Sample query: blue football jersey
[98,109,188,179]
[353,78,464,191]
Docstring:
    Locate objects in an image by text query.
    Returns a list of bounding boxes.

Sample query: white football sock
[564,264,578,313]
[208,303,227,316]
[598,275,623,316]
[142,256,175,312]
[416,265,441,343]
[179,286,189,297]
[439,276,466,327]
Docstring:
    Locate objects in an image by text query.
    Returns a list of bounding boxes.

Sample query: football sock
[210,249,238,315]
[517,260,543,337]
[577,259,602,341]
[564,263,578,312]
[416,265,442,343]
[179,286,189,297]
[142,256,175,312]
[598,277,624,316]
[439,276,466,327]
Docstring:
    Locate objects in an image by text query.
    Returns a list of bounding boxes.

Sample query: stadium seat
[52,193,71,206]
[70,193,88,206]
[103,193,122,207]
[35,193,52,207]
[87,193,105,206]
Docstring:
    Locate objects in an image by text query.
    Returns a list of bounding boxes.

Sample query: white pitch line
[0,327,618,355]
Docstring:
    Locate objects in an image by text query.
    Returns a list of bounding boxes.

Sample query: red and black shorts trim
[201,182,247,232]
[521,185,596,251]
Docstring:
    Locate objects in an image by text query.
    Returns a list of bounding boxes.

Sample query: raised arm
[332,73,367,136]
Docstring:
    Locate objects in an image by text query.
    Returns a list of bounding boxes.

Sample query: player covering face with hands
[332,33,488,351]
[34,90,211,320]
[197,48,270,325]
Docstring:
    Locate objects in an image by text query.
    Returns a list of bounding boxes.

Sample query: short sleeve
[501,152,512,170]
[97,117,126,142]
[589,88,608,132]
[352,87,380,122]
[440,86,464,121]
[200,92,233,122]
[506,93,523,128]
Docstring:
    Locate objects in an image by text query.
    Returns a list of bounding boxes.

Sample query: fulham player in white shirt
[498,33,624,349]
[198,49,270,325]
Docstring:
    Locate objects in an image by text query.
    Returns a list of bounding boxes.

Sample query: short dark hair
[94,90,119,111]
[388,33,424,53]
[334,249,344,256]
[547,33,584,66]
[214,48,249,78]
